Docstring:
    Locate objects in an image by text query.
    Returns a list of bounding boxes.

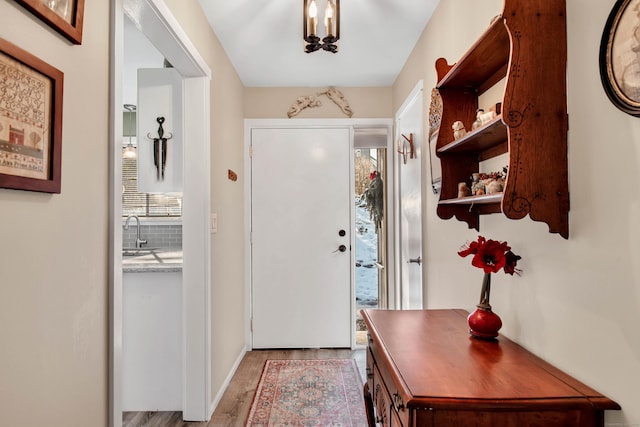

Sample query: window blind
[122,157,182,217]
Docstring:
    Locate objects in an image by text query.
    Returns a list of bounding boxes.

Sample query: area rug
[245,359,368,426]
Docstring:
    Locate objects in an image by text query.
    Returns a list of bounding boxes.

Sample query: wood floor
[123,348,367,427]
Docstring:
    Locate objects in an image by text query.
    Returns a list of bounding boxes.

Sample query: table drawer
[366,344,375,396]
[369,337,407,412]
[373,362,411,426]
[373,363,392,426]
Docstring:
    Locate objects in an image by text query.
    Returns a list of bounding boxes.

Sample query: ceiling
[198,0,440,87]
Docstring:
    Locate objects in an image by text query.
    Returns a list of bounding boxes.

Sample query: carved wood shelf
[434,0,569,238]
[438,193,502,205]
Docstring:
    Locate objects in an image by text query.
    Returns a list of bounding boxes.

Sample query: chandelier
[303,0,340,53]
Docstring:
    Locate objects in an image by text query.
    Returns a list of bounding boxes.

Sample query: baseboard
[208,345,249,418]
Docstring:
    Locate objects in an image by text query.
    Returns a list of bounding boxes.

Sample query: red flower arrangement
[458,235,521,276]
[458,236,521,339]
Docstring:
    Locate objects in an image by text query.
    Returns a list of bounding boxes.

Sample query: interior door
[251,127,352,348]
[397,84,424,309]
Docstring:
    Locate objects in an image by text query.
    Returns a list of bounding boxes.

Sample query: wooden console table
[361,309,620,427]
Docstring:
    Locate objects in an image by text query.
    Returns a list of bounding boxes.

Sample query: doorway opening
[354,128,388,345]
[245,120,393,350]
[111,1,212,425]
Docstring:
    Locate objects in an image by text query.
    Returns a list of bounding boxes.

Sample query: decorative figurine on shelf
[470,166,508,196]
[472,109,484,130]
[458,182,471,198]
[471,172,482,195]
[452,121,467,140]
[486,178,505,194]
[478,109,497,126]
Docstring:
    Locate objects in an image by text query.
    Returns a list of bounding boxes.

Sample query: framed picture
[600,0,640,116]
[0,38,64,193]
[14,0,85,45]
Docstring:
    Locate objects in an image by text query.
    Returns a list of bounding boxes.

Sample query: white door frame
[394,81,425,309]
[110,1,212,425]
[243,119,394,348]
[394,80,429,310]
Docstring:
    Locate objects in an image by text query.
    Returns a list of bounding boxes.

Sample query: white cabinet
[122,271,182,411]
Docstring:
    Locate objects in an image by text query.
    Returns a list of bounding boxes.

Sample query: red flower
[503,251,522,275]
[459,236,521,275]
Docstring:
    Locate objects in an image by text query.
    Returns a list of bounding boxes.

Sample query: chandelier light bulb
[325,1,334,36]
[308,0,318,35]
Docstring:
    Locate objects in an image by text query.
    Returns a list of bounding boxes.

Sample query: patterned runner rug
[245,359,368,426]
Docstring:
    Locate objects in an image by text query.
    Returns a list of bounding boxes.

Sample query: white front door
[251,127,352,348]
[396,82,424,309]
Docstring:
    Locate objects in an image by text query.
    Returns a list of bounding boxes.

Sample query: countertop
[122,248,182,273]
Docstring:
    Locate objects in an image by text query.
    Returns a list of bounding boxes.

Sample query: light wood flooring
[123,348,367,427]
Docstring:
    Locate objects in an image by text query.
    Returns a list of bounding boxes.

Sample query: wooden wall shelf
[436,17,510,94]
[437,116,508,157]
[438,193,502,205]
[434,0,569,238]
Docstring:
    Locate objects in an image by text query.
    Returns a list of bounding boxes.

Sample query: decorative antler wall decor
[317,87,353,117]
[286,87,353,118]
[146,117,173,180]
[287,95,322,118]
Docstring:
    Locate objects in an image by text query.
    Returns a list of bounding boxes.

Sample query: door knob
[338,229,346,237]
[333,244,347,253]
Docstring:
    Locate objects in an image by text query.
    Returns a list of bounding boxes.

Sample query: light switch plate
[211,213,218,233]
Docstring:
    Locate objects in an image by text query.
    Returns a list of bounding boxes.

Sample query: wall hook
[146,117,173,180]
[403,133,415,159]
[397,137,407,164]
[397,133,414,164]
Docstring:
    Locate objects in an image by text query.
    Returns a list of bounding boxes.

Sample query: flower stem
[478,272,492,309]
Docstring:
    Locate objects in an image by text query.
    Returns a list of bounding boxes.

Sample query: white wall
[162,0,248,409]
[0,1,110,426]
[394,0,639,425]
[244,87,393,118]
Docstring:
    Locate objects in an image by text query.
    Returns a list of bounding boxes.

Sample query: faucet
[124,215,148,248]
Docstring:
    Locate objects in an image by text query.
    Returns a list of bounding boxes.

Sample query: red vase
[467,306,502,340]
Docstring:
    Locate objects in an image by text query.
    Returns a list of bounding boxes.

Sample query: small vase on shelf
[467,273,502,340]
